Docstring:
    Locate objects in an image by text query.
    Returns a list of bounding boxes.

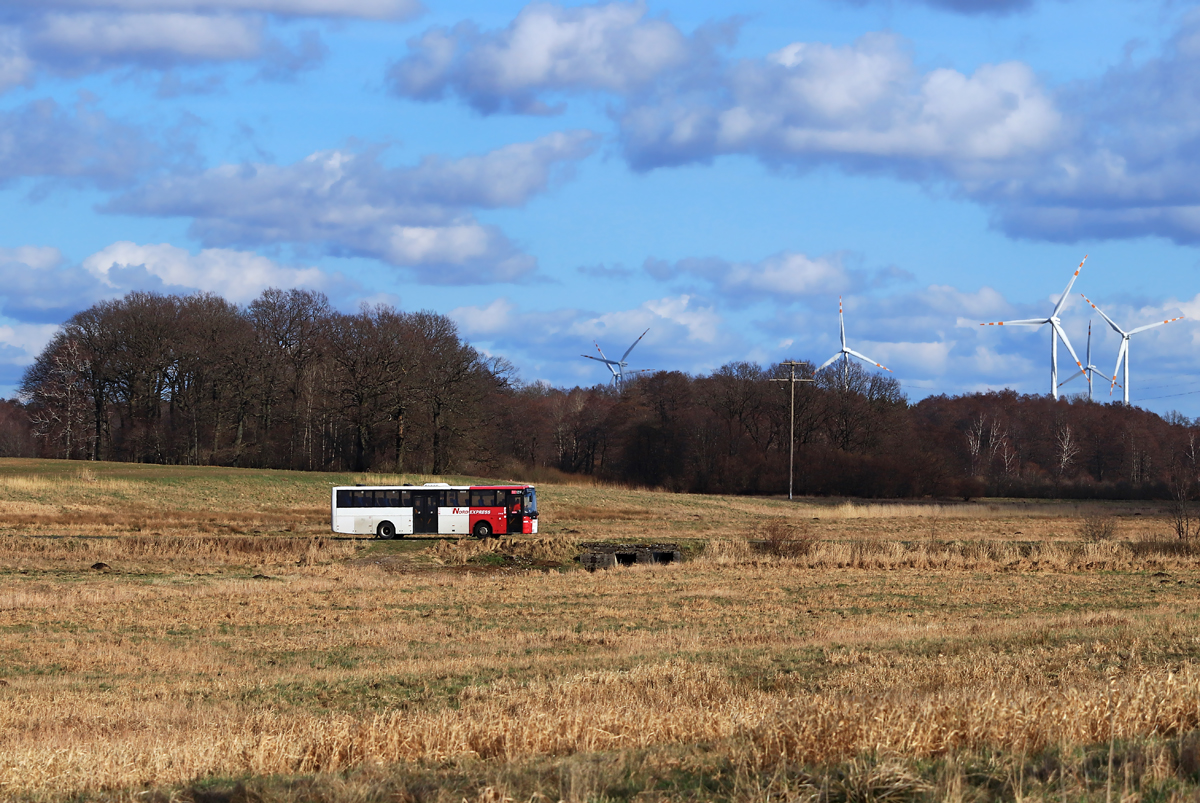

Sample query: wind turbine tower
[980,255,1088,400]
[1058,321,1107,400]
[1079,293,1185,405]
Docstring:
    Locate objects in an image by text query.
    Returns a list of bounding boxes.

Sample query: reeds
[702,535,1200,571]
[0,532,354,573]
[819,500,1115,520]
[426,536,580,566]
[9,659,1200,797]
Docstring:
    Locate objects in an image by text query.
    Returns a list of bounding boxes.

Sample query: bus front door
[506,491,524,535]
[412,492,439,534]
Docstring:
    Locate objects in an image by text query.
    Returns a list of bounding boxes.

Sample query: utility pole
[770,361,814,501]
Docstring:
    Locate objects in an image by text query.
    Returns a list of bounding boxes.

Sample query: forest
[5,288,1199,501]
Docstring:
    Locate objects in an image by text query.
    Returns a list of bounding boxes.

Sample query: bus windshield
[524,487,538,515]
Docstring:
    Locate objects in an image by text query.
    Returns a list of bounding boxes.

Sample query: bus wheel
[377,521,396,540]
[473,521,492,539]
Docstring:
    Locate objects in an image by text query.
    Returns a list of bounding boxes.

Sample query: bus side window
[448,490,463,507]
[337,490,351,508]
[383,490,399,507]
[400,490,411,507]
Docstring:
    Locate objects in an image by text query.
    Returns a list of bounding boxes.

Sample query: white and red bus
[331,482,538,539]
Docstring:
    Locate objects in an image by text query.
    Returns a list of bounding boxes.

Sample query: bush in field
[755,518,816,558]
[1078,512,1117,541]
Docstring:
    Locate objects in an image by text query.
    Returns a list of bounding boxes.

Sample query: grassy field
[4,459,1200,801]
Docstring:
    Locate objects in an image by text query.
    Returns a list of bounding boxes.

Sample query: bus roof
[335,484,532,490]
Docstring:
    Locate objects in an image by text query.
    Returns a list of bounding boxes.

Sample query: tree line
[16,290,509,473]
[6,289,1200,503]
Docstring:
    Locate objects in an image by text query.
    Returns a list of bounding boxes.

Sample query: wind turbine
[1058,321,1107,400]
[980,255,1088,400]
[817,297,891,388]
[1079,293,1185,405]
[581,328,652,389]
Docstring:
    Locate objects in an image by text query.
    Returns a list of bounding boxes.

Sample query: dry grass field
[4,459,1200,801]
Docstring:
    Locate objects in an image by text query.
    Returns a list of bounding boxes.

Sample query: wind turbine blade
[1109,339,1128,395]
[1058,369,1086,388]
[593,341,610,361]
[1129,315,1185,335]
[1051,321,1085,375]
[620,328,650,362]
[1079,294,1125,336]
[979,318,1049,326]
[839,297,846,349]
[581,354,620,366]
[1052,254,1088,317]
[817,352,844,372]
[845,348,892,372]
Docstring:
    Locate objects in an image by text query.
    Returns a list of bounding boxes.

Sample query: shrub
[755,518,816,558]
[1078,512,1116,541]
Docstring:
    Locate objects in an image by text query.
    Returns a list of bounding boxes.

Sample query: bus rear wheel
[377,521,396,540]
[472,521,492,539]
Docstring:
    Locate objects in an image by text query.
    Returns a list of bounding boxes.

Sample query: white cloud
[0,0,421,87]
[389,1,726,114]
[691,14,1200,246]
[33,12,262,64]
[642,295,720,343]
[450,293,732,385]
[0,246,108,322]
[917,284,1014,321]
[450,298,519,337]
[0,246,65,271]
[0,98,163,188]
[867,339,954,374]
[648,251,855,301]
[830,0,1036,14]
[383,4,1200,246]
[967,344,1034,377]
[622,32,1063,173]
[105,131,598,283]
[82,241,330,302]
[1173,292,1200,322]
[20,0,420,17]
[0,322,63,363]
[565,294,722,349]
[0,27,33,91]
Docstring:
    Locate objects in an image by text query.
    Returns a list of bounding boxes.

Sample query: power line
[1139,388,1200,401]
[1134,379,1200,392]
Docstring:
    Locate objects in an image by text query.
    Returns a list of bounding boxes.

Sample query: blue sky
[1,0,1200,413]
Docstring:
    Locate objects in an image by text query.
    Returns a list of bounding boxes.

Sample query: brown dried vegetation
[6,460,1200,801]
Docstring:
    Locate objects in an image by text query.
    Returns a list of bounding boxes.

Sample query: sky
[1,0,1200,414]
